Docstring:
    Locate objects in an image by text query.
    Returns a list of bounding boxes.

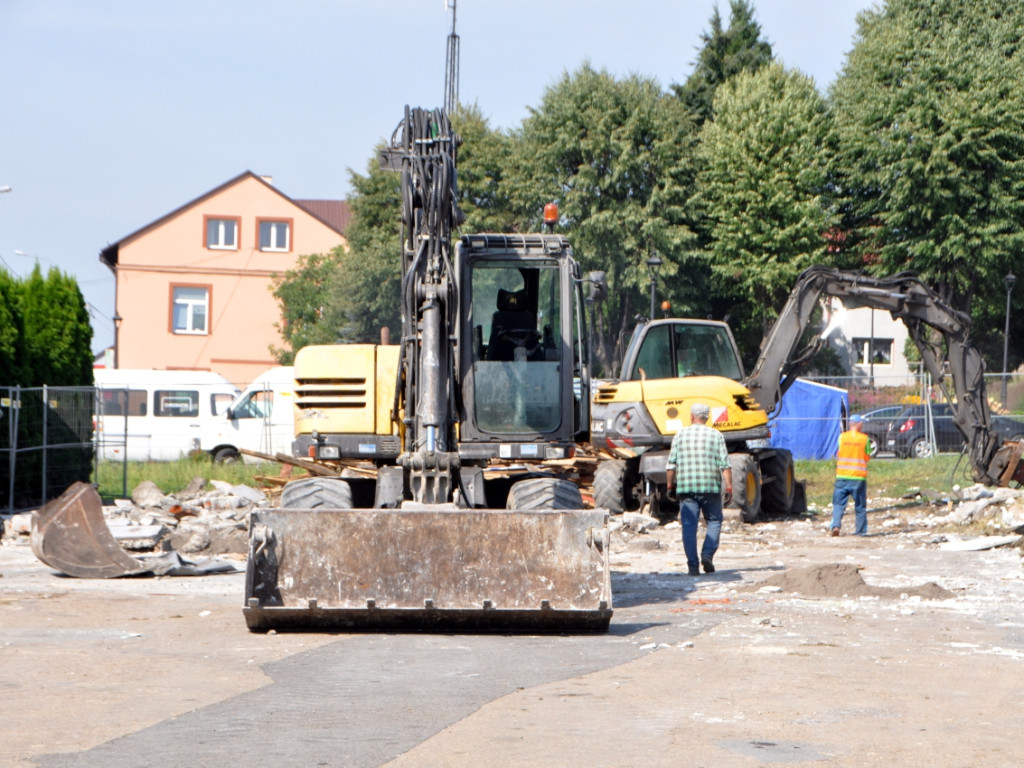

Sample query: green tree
[0,269,26,384]
[271,250,345,363]
[694,62,837,361]
[672,0,774,126]
[452,103,519,233]
[510,63,699,374]
[271,105,518,360]
[18,265,93,386]
[830,0,1024,330]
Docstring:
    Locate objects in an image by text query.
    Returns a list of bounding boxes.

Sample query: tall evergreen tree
[18,265,93,386]
[0,269,27,384]
[672,0,774,126]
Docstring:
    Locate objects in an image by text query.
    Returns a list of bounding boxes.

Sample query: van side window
[154,390,200,418]
[212,392,234,417]
[100,389,147,417]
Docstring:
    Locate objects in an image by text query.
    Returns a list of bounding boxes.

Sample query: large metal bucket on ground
[30,481,148,578]
[243,506,613,633]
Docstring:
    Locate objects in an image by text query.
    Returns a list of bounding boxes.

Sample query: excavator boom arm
[746,266,1019,485]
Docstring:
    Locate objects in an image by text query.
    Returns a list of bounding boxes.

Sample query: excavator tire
[280,477,353,509]
[506,477,583,510]
[727,453,762,523]
[760,449,795,516]
[592,459,640,514]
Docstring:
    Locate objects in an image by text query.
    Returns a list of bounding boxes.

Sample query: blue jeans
[679,493,723,571]
[831,478,868,535]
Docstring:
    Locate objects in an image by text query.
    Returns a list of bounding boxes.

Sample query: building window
[205,216,239,250]
[258,219,291,252]
[171,285,210,335]
[853,337,893,366]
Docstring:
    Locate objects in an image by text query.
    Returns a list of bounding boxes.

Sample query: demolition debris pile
[4,477,271,559]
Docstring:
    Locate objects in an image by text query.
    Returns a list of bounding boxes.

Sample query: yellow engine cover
[293,344,401,437]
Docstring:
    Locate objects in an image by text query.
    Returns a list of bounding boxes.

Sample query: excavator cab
[461,240,586,450]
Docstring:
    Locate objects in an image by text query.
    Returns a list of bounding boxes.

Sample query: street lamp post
[645,253,662,319]
[113,312,123,370]
[1003,272,1017,407]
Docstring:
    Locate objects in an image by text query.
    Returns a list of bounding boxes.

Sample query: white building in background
[829,303,915,384]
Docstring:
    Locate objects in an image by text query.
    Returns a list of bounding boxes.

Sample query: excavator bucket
[30,481,148,578]
[243,507,613,633]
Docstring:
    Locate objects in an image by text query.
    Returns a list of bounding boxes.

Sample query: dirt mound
[751,563,954,600]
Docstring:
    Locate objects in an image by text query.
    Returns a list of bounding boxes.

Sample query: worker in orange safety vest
[830,414,870,536]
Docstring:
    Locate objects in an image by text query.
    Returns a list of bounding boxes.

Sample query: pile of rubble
[4,478,1024,561]
[3,477,275,558]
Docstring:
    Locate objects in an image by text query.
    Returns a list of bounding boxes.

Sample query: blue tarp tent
[769,378,849,460]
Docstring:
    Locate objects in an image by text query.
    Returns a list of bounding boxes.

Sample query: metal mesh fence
[1,386,99,514]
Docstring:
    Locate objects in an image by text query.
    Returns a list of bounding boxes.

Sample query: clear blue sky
[0,0,875,355]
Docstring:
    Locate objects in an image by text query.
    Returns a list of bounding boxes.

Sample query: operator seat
[486,288,535,361]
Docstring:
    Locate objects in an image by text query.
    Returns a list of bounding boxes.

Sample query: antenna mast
[444,0,459,113]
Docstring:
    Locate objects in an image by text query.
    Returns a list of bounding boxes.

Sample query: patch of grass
[93,455,283,499]
[795,454,975,509]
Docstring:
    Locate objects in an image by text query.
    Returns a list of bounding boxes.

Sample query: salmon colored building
[100,172,349,387]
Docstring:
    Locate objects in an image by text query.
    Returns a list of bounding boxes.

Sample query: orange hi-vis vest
[836,430,869,480]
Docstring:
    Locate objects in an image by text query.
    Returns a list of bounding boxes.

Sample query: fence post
[41,384,49,506]
[6,387,18,514]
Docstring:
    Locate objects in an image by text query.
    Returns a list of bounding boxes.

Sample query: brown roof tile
[295,200,352,235]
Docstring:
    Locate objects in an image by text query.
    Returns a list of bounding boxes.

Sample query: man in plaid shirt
[665,403,733,575]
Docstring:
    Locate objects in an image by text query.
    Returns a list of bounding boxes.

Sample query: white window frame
[171,285,210,335]
[852,337,894,366]
[205,217,239,250]
[258,219,291,252]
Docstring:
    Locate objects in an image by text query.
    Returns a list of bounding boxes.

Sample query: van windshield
[230,390,274,419]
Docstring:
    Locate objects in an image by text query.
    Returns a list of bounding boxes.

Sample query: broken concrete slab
[938,535,1023,552]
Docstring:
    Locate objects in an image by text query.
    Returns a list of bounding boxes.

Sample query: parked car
[886,403,1024,459]
[854,404,906,457]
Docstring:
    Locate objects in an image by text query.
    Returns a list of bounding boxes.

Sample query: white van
[205,366,296,462]
[94,369,239,461]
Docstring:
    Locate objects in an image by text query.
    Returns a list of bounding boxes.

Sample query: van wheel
[281,477,353,509]
[213,447,240,464]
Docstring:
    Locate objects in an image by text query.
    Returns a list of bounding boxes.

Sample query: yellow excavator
[591,266,1024,521]
[242,107,612,632]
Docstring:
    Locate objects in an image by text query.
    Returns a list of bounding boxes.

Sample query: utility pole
[444,0,459,113]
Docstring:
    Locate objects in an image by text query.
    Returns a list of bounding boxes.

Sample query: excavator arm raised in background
[745,266,1024,487]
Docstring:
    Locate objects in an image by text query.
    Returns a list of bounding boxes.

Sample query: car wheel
[910,438,934,459]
